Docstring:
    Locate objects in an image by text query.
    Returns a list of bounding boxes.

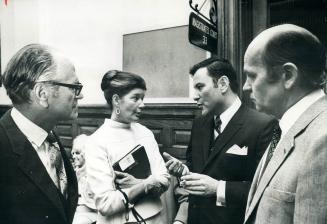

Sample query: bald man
[243,24,327,223]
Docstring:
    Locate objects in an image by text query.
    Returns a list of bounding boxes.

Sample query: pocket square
[226,145,248,155]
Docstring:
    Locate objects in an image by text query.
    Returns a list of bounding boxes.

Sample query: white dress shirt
[257,89,325,183]
[11,108,57,184]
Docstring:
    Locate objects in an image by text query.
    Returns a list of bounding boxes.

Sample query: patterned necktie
[47,132,67,197]
[258,124,282,182]
[214,117,222,135]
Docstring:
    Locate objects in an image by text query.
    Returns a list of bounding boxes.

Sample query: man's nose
[243,79,251,92]
[76,92,84,99]
[193,91,200,102]
[139,100,145,108]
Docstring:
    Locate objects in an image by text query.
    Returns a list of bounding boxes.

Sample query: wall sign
[188,12,218,53]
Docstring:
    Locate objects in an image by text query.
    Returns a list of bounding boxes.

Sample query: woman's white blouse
[85,119,170,223]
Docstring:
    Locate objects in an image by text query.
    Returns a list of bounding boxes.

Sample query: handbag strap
[117,188,147,224]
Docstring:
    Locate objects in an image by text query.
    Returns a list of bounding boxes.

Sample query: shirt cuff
[216,180,226,206]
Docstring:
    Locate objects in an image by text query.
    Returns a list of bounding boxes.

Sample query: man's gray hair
[2,43,57,104]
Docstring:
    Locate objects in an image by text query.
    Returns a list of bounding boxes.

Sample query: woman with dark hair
[85,70,170,224]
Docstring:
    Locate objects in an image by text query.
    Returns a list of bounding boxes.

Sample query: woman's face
[71,147,85,168]
[114,88,146,123]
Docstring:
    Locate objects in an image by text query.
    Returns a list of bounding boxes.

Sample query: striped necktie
[47,132,67,197]
[258,124,282,183]
[214,116,222,135]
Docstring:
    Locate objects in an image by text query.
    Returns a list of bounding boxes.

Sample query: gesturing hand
[163,152,189,177]
[180,172,218,197]
[114,171,142,189]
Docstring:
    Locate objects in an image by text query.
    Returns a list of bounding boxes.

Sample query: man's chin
[201,108,210,115]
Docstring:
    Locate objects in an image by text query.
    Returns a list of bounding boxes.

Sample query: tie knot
[214,117,222,134]
[46,132,57,144]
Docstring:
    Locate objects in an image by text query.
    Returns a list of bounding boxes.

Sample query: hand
[163,152,189,177]
[143,175,165,196]
[114,171,142,188]
[180,172,218,197]
[173,221,185,224]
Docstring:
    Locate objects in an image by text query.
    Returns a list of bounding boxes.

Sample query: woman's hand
[143,175,167,196]
[114,171,142,188]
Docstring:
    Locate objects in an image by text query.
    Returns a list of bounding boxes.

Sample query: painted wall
[0,0,209,105]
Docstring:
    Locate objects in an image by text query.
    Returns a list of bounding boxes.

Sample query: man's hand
[163,152,189,177]
[114,171,142,188]
[180,172,218,197]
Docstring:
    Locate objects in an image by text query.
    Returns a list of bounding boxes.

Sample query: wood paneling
[0,104,200,160]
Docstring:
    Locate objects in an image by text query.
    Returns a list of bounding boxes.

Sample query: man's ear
[33,84,49,108]
[282,62,298,89]
[218,76,230,94]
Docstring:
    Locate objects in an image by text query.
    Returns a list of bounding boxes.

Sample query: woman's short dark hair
[190,57,239,93]
[262,27,326,89]
[101,70,146,109]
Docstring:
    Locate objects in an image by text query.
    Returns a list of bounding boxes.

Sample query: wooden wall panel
[0,104,200,160]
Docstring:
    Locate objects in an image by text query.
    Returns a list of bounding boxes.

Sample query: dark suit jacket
[186,104,276,224]
[0,110,78,224]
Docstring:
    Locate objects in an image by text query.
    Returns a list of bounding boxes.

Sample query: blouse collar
[105,118,131,129]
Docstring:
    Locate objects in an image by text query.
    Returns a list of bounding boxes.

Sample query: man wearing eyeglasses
[0,44,83,224]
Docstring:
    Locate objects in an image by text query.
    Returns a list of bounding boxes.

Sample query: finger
[172,163,182,173]
[165,159,175,168]
[181,174,198,181]
[183,185,205,191]
[115,178,123,184]
[114,171,126,177]
[182,166,189,176]
[184,189,205,195]
[176,165,184,176]
[183,180,201,187]
[162,152,175,161]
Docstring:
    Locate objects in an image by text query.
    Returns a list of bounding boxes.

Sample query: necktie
[47,132,67,197]
[258,124,282,182]
[214,117,222,135]
[209,117,222,154]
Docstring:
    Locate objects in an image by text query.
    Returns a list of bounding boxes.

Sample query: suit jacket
[186,104,276,224]
[244,96,327,224]
[0,110,78,224]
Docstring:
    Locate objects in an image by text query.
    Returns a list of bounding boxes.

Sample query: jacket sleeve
[294,130,327,223]
[84,139,126,216]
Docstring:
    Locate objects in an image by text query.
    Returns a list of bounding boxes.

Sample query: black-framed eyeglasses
[36,81,83,96]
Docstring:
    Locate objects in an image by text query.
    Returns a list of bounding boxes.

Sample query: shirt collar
[11,107,48,147]
[279,89,325,137]
[216,96,242,132]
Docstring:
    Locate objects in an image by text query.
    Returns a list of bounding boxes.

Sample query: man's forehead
[54,56,78,82]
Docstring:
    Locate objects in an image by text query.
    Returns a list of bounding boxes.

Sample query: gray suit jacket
[244,95,327,224]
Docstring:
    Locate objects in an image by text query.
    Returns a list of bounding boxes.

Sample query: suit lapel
[200,113,215,166]
[202,105,245,172]
[2,111,68,222]
[245,96,327,222]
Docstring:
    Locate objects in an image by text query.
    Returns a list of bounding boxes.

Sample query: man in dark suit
[164,58,276,224]
[0,44,83,224]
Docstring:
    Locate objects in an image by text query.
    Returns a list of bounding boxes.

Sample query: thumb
[163,152,174,161]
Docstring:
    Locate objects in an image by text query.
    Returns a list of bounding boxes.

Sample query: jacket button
[45,216,49,219]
